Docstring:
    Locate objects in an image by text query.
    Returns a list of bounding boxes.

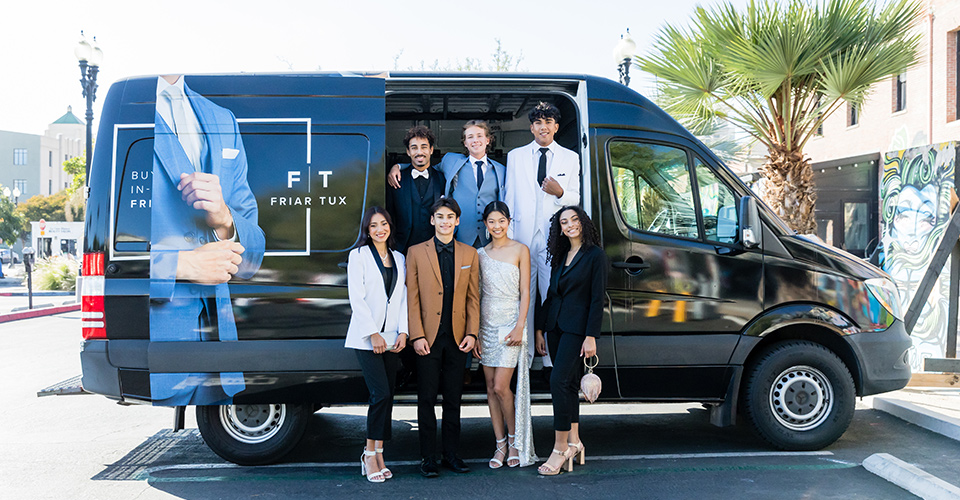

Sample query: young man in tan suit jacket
[406,197,480,477]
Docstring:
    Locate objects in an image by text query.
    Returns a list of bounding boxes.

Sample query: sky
[1,0,748,135]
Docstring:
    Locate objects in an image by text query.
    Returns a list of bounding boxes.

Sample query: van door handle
[612,261,651,270]
[612,258,651,276]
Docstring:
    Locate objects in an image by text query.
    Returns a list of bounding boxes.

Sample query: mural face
[880,142,957,370]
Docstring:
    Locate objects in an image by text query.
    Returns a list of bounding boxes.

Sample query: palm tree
[638,0,922,233]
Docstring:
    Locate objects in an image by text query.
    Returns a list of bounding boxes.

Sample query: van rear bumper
[848,320,912,396]
[80,340,122,399]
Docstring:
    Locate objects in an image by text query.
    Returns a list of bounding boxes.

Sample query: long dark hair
[546,205,601,268]
[356,206,396,251]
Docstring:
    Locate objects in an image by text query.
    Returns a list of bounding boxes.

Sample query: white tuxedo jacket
[504,141,581,245]
[344,245,408,350]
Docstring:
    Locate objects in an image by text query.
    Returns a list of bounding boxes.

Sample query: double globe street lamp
[2,186,21,206]
[75,32,103,182]
[614,29,637,87]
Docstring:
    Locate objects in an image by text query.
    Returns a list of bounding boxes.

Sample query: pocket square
[461,265,471,269]
[556,173,566,176]
[222,148,240,160]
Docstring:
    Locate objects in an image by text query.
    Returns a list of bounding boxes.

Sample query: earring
[485,229,490,240]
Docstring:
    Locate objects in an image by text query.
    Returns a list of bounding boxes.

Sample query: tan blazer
[406,238,480,347]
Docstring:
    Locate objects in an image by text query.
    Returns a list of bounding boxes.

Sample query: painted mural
[880,141,957,371]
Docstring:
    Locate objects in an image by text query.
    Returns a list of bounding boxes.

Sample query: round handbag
[580,355,602,403]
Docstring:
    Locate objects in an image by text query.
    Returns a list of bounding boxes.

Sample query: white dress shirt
[470,155,489,186]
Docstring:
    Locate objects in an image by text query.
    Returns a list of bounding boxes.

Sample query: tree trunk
[760,147,818,234]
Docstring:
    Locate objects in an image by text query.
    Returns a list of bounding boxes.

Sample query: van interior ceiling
[384,92,580,169]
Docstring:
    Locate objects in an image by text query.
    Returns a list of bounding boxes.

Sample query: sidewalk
[862,387,960,499]
[0,268,78,320]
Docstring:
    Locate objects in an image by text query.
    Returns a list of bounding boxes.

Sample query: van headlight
[864,278,903,321]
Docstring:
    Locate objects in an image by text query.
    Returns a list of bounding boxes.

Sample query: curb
[873,397,960,442]
[863,453,960,500]
[0,303,80,323]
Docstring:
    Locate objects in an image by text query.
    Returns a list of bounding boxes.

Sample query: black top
[369,244,397,331]
[435,236,455,337]
[386,165,446,254]
[537,245,607,337]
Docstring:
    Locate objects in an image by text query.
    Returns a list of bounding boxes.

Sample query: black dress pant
[416,332,467,459]
[547,329,583,431]
[355,349,399,441]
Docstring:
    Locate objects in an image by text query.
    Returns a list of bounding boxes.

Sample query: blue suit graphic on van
[149,78,265,406]
[436,152,505,247]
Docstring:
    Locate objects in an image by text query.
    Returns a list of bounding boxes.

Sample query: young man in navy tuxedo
[387,126,446,254]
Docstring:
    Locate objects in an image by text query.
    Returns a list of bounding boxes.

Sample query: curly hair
[461,120,495,155]
[546,205,601,269]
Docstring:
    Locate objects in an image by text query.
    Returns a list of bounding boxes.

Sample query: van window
[609,141,698,239]
[695,159,738,244]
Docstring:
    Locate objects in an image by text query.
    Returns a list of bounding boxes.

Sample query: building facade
[803,0,960,370]
[0,106,84,202]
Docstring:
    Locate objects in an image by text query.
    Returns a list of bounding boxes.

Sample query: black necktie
[476,160,484,189]
[538,147,549,186]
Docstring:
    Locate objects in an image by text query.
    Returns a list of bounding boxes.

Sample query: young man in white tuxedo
[503,102,581,366]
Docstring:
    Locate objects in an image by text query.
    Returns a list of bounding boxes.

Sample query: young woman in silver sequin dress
[474,201,537,468]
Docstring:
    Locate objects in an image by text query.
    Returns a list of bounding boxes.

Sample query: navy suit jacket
[386,165,445,254]
[149,80,265,405]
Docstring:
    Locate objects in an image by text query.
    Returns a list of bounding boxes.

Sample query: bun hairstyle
[483,200,511,221]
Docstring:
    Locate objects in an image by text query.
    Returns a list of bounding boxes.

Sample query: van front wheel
[742,341,855,450]
[196,403,310,465]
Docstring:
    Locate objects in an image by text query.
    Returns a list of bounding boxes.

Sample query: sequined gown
[478,247,538,467]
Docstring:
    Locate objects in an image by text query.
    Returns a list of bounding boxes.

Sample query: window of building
[48,151,53,167]
[894,73,906,112]
[13,179,26,195]
[848,103,859,127]
[48,180,53,194]
[13,149,27,165]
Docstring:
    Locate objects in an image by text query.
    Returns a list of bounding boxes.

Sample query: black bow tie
[436,239,454,254]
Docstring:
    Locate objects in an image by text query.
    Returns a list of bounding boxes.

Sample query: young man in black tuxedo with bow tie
[387,126,447,254]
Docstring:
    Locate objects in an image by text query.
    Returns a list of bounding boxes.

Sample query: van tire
[196,403,310,465]
[742,341,855,450]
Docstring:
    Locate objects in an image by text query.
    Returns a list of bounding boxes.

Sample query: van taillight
[82,252,106,339]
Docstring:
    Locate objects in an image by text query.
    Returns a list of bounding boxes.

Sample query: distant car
[0,248,19,265]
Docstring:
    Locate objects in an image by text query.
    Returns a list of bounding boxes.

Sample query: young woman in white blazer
[345,206,408,483]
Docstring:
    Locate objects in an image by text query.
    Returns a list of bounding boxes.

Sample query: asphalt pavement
[4,303,960,498]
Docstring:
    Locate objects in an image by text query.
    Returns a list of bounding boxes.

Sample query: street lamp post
[4,187,21,206]
[614,29,637,87]
[75,32,103,185]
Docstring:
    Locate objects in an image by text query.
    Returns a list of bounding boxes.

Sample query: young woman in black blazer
[535,206,606,475]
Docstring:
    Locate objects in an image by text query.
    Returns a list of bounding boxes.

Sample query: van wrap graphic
[149,76,265,406]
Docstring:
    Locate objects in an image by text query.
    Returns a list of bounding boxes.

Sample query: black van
[79,72,911,465]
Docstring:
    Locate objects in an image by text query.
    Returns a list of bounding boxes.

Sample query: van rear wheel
[742,341,855,450]
[196,403,310,465]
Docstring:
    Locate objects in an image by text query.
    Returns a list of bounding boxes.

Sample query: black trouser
[416,332,467,460]
[548,329,583,431]
[355,349,399,441]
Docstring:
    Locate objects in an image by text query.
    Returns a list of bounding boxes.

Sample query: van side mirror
[739,196,760,249]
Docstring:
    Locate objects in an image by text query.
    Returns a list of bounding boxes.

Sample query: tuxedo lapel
[563,247,585,276]
[154,112,194,187]
[453,241,464,290]
[185,85,220,176]
[426,239,442,286]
